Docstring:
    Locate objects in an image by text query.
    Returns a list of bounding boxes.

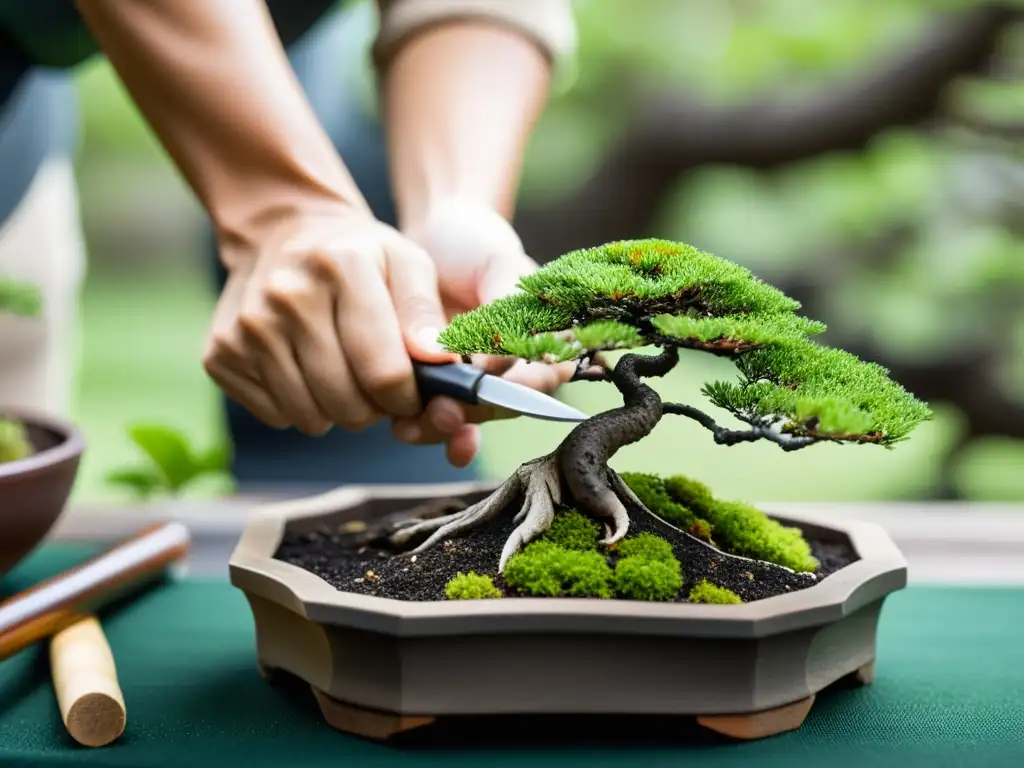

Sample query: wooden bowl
[0,409,85,579]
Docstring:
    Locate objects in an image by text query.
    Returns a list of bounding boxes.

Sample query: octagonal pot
[228,481,907,740]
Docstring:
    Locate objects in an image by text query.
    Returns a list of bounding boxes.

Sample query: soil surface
[273,498,858,604]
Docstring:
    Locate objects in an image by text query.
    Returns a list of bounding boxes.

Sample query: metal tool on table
[412,361,588,423]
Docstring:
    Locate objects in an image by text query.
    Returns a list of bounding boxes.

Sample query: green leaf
[127,424,198,490]
[194,443,231,474]
[105,466,165,499]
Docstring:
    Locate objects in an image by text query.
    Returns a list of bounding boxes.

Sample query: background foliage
[68,0,1023,503]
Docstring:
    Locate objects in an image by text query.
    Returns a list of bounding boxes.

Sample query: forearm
[74,0,369,257]
[380,20,552,229]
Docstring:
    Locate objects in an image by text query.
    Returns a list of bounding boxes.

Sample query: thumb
[388,244,459,362]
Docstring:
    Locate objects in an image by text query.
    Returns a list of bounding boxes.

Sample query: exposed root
[393,472,524,552]
[498,455,562,571]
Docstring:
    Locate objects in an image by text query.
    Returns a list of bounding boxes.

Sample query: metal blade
[475,375,589,422]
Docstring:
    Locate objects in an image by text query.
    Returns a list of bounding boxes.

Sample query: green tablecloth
[1,544,1022,767]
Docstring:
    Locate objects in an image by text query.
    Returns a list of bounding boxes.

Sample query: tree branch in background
[517,4,1022,262]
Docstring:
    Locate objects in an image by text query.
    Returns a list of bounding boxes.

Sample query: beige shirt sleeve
[372,0,577,71]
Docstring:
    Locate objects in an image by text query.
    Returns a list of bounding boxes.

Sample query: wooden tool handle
[50,615,126,747]
[0,521,190,661]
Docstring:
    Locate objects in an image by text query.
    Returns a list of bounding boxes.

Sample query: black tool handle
[412,362,487,406]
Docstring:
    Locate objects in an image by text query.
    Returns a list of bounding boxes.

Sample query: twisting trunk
[558,348,679,515]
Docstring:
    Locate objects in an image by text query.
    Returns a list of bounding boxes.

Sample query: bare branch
[663,403,818,452]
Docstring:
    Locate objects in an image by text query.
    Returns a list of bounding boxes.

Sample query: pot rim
[229,481,909,640]
[0,407,86,481]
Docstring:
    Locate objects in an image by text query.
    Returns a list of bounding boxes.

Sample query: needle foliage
[439,238,931,446]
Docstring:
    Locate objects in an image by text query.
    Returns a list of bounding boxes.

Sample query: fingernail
[414,326,445,354]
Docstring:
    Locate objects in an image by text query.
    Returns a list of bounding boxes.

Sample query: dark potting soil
[273,499,858,604]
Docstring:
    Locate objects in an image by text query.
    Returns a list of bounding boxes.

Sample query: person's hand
[391,198,576,465]
[201,208,462,438]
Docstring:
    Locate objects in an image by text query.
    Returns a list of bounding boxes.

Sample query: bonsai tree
[0,277,43,463]
[371,239,932,574]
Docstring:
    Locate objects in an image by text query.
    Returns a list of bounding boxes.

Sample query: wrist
[215,195,370,272]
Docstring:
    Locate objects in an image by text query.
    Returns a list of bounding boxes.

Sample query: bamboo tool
[0,521,190,662]
[50,615,126,747]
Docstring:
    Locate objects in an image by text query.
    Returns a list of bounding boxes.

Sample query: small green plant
[504,541,613,598]
[0,418,33,463]
[688,580,743,605]
[444,572,502,600]
[542,508,602,550]
[0,278,42,464]
[105,423,232,498]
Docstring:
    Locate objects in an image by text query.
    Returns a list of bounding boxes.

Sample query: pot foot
[850,660,876,686]
[311,687,435,740]
[696,694,815,740]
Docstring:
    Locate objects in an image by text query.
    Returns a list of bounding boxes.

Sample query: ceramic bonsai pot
[0,408,85,578]
[229,481,907,742]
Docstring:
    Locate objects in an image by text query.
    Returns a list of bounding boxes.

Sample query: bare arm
[74,0,369,262]
[376,0,575,228]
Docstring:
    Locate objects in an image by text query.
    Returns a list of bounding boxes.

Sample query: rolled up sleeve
[371,0,577,71]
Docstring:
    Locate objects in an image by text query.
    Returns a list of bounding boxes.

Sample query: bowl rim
[0,407,86,481]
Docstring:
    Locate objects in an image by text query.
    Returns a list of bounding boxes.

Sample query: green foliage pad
[439,238,931,446]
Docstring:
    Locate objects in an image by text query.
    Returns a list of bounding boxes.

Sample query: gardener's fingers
[262,264,382,431]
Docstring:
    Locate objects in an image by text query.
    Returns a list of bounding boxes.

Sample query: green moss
[702,500,819,573]
[624,472,819,573]
[0,418,33,463]
[616,532,675,563]
[619,472,714,541]
[504,541,613,598]
[614,556,683,601]
[662,475,717,516]
[444,572,502,600]
[543,509,601,551]
[688,579,742,605]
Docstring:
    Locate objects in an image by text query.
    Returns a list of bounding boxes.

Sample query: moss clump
[0,418,33,463]
[622,472,819,573]
[616,532,675,563]
[688,579,742,605]
[543,508,601,551]
[614,556,682,601]
[444,572,502,600]
[611,532,683,601]
[504,541,613,598]
[438,238,931,447]
[703,500,819,573]
[618,472,714,541]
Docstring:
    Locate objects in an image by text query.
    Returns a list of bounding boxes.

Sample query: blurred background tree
[69,0,1024,503]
